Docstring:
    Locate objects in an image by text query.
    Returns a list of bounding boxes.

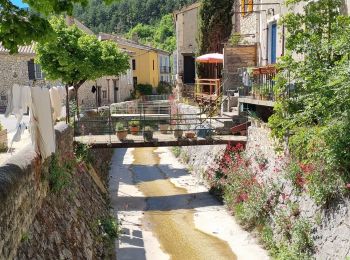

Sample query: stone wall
[0,122,113,259]
[175,120,350,259]
[247,124,350,259]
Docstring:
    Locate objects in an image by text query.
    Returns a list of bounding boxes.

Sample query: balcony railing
[160,66,171,74]
[240,65,276,102]
[195,78,221,104]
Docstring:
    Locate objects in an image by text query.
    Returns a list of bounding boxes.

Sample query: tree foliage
[36,16,130,89]
[198,0,233,54]
[126,14,176,52]
[73,0,195,34]
[269,0,350,202]
[0,0,119,53]
[197,0,233,77]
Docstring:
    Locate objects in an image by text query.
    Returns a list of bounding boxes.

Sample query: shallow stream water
[131,148,236,260]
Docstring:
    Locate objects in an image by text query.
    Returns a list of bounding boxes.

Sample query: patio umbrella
[195,53,224,64]
[196,53,223,79]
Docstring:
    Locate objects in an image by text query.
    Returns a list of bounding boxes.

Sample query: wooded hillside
[73,0,196,34]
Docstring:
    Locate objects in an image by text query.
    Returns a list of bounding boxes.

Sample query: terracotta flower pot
[185,131,196,139]
[116,130,128,141]
[130,126,140,135]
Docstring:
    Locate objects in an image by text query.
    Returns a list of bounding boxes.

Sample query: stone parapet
[0,123,73,259]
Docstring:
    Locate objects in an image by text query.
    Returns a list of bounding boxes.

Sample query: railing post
[108,105,112,144]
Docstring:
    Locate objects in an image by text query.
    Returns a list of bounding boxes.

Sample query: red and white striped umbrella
[195,53,224,63]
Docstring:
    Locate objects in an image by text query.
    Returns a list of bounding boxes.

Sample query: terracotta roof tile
[0,43,35,54]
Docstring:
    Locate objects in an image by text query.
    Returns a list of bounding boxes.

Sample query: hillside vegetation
[74,0,197,52]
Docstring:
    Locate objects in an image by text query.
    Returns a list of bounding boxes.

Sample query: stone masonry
[175,107,350,259]
[0,122,113,259]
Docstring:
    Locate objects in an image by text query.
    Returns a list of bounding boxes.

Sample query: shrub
[49,155,72,193]
[172,146,181,158]
[98,216,121,241]
[74,143,93,164]
[156,81,173,94]
[136,83,153,96]
[286,161,307,193]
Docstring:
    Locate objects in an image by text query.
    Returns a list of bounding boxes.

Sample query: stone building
[233,0,304,67]
[0,44,47,111]
[173,2,201,84]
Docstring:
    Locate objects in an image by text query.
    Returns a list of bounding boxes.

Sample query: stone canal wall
[176,122,350,259]
[0,123,113,259]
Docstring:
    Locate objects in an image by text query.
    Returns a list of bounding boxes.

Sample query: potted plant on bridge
[143,126,154,141]
[115,122,128,141]
[185,125,196,139]
[129,120,140,135]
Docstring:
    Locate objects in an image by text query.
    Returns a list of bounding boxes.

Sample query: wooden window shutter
[28,59,35,80]
[241,0,246,16]
[248,0,253,13]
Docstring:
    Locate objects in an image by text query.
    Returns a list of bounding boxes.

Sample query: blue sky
[11,0,28,8]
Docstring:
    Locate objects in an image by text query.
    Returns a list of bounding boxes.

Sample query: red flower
[346,183,350,189]
[295,173,306,188]
[299,163,314,174]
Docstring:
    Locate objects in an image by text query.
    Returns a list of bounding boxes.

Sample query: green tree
[73,0,196,34]
[126,14,176,52]
[0,0,120,53]
[269,0,350,203]
[198,0,233,54]
[197,0,233,77]
[35,16,130,116]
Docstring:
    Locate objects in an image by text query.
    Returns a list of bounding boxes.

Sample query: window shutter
[241,0,246,15]
[248,0,253,13]
[28,59,35,80]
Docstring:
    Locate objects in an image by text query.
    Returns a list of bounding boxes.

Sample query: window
[241,0,253,16]
[34,64,45,79]
[102,90,107,99]
[153,60,155,71]
[28,59,45,80]
[132,59,136,70]
[268,22,278,64]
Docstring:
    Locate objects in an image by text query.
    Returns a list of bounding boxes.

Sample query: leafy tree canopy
[73,0,195,34]
[0,0,119,53]
[198,0,233,54]
[126,14,176,52]
[269,0,350,199]
[35,16,130,89]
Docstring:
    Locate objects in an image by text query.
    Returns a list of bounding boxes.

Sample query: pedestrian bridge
[74,133,247,149]
[73,99,248,149]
